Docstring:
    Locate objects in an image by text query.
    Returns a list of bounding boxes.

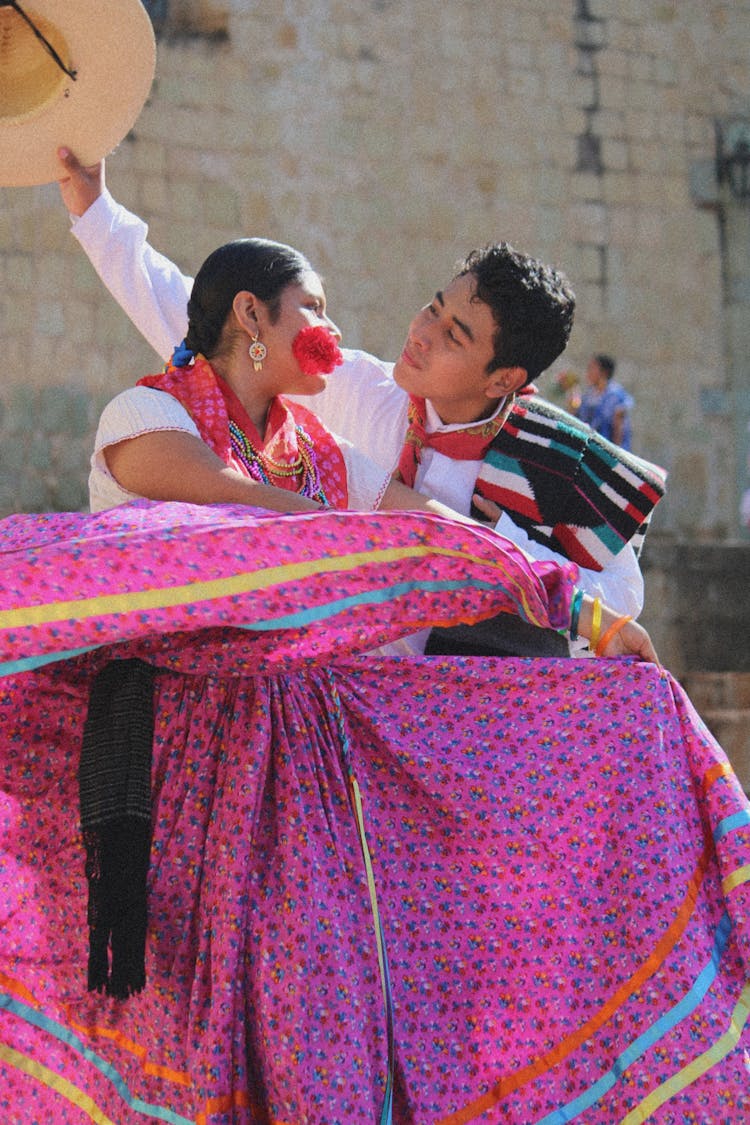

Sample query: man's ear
[485,365,528,398]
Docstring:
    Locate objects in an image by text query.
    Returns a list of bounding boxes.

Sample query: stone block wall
[1,1,749,792]
[640,539,750,791]
[640,541,750,677]
[1,2,749,533]
[1,2,750,528]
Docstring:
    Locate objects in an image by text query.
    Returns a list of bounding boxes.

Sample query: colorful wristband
[569,588,584,641]
[595,614,633,657]
[588,597,602,653]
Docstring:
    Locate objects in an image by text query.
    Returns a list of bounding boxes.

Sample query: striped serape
[473,395,668,570]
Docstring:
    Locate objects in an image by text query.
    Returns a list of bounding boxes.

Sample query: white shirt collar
[424,396,508,434]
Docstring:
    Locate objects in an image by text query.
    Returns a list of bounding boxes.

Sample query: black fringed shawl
[78,658,156,998]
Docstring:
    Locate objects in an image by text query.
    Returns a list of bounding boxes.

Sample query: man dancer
[58,151,663,655]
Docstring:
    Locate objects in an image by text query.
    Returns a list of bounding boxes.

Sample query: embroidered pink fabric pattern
[0,503,748,1123]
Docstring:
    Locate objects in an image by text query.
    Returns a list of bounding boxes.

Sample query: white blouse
[89,386,391,515]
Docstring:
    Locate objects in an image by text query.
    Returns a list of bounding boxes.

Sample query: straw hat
[0,0,156,187]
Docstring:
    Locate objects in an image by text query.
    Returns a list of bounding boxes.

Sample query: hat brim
[0,0,156,187]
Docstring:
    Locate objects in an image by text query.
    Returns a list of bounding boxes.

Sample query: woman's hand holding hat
[57,148,104,218]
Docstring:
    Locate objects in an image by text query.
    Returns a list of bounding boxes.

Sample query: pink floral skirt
[0,503,748,1123]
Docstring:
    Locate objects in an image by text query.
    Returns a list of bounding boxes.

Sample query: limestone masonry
[1,1,749,542]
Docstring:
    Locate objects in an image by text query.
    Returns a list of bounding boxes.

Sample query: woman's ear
[232,290,261,334]
[485,365,528,398]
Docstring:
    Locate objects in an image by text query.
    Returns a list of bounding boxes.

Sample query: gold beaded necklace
[228,419,328,503]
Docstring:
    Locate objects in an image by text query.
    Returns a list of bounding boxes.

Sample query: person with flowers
[90,235,393,517]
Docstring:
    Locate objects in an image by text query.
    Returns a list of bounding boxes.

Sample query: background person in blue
[577,353,634,450]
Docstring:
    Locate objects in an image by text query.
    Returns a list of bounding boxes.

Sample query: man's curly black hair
[457,243,576,384]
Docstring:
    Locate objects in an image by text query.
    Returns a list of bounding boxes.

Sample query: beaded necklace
[228,419,329,505]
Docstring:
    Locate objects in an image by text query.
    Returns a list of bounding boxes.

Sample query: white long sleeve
[71,191,192,361]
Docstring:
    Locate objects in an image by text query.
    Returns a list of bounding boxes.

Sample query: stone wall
[640,540,750,677]
[640,538,750,790]
[1,1,749,530]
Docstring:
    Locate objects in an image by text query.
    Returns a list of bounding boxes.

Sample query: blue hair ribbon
[170,340,195,368]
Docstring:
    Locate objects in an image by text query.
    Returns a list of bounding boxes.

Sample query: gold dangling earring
[248,332,267,372]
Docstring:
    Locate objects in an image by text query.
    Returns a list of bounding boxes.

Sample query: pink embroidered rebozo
[137,354,349,505]
[292,325,344,375]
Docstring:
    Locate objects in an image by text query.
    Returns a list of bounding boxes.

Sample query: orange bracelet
[595,614,633,657]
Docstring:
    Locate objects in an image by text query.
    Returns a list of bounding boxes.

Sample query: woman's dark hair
[184,238,313,357]
[457,243,576,384]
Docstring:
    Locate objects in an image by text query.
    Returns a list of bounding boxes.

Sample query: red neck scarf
[137,355,349,507]
[393,394,516,487]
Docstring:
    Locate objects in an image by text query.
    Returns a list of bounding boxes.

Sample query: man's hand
[57,147,105,217]
[604,617,659,663]
[578,596,660,664]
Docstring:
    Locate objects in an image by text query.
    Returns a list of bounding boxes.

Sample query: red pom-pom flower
[292,326,344,376]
